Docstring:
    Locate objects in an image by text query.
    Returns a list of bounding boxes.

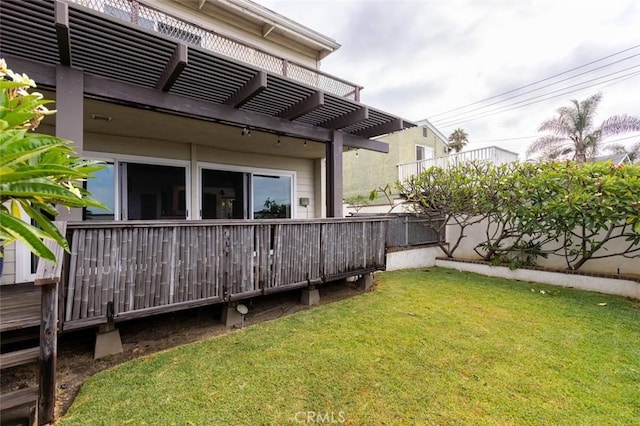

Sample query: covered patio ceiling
[0,0,415,152]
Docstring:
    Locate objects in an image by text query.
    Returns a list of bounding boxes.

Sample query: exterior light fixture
[91,114,112,122]
[241,127,251,136]
[275,135,281,148]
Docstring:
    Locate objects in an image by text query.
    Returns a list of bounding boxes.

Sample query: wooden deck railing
[60,218,387,330]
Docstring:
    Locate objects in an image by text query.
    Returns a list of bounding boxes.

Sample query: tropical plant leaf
[0,210,55,261]
[19,200,70,252]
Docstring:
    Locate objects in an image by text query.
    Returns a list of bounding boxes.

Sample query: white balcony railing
[397,146,519,183]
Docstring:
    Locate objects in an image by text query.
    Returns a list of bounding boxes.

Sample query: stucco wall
[343,126,448,200]
[447,219,640,275]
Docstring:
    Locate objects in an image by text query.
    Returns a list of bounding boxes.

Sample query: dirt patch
[1,280,365,421]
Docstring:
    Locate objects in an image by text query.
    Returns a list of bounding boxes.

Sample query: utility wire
[426,44,640,119]
[432,57,640,125]
[435,70,640,128]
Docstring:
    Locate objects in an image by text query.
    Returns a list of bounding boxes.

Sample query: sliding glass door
[122,163,187,220]
[201,169,246,219]
[200,166,294,220]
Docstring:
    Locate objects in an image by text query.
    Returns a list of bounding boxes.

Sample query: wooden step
[0,347,39,370]
[0,386,38,411]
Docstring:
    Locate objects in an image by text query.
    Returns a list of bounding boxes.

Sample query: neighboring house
[588,153,631,165]
[343,122,449,206]
[0,0,415,330]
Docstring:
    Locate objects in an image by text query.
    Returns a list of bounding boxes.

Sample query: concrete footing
[300,286,320,306]
[357,273,374,291]
[94,323,123,359]
[221,304,244,328]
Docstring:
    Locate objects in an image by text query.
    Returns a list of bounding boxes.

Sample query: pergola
[0,0,415,216]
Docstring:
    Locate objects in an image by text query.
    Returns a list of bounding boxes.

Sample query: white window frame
[197,162,296,220]
[416,144,434,161]
[84,151,192,221]
[14,207,36,283]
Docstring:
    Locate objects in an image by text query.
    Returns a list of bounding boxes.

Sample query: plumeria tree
[0,58,105,263]
[527,93,640,162]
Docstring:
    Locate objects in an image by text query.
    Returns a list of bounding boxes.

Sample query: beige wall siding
[86,134,191,161]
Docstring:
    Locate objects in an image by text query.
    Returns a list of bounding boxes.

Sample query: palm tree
[605,141,640,163]
[527,93,640,162]
[448,128,469,153]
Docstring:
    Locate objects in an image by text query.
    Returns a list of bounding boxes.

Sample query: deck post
[221,303,243,328]
[37,282,57,425]
[300,285,320,306]
[94,323,123,360]
[357,273,374,291]
[326,131,343,217]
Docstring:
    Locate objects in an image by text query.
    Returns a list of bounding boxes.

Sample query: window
[85,163,115,220]
[423,127,428,138]
[253,175,292,219]
[416,145,434,161]
[199,165,294,220]
[124,163,187,220]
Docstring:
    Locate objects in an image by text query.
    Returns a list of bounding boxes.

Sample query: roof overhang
[198,0,341,59]
[0,0,415,153]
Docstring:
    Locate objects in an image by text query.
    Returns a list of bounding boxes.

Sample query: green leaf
[19,200,70,253]
[0,210,55,262]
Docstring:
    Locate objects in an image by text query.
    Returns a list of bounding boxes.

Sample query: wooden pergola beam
[156,44,188,92]
[223,71,267,108]
[54,1,71,66]
[353,118,404,139]
[278,91,324,120]
[319,107,368,130]
[3,55,390,153]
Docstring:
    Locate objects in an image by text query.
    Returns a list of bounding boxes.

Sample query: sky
[256,0,640,159]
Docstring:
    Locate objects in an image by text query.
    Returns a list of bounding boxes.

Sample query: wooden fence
[60,218,387,330]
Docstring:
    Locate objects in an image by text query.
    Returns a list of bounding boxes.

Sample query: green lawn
[60,268,640,425]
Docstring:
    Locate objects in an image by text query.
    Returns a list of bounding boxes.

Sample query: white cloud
[257,0,640,158]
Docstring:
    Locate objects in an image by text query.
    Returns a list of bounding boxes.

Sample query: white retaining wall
[447,219,640,276]
[386,247,440,271]
[436,259,640,300]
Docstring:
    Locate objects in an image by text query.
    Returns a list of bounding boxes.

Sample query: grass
[60,268,640,425]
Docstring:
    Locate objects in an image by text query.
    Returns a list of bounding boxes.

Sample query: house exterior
[588,153,631,165]
[343,121,449,205]
[0,0,417,288]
